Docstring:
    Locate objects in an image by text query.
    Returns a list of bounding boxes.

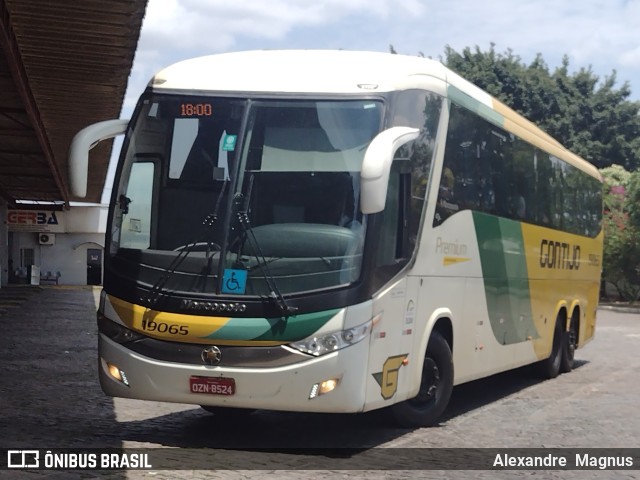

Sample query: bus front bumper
[98,334,369,413]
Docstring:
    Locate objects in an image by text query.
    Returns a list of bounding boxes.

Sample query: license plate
[189,376,236,396]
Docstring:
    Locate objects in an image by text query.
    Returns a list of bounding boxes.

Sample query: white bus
[70,50,603,426]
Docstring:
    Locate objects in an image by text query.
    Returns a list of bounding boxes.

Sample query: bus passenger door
[365,277,419,411]
[363,152,433,410]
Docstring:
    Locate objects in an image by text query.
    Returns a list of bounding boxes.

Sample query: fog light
[107,362,129,386]
[309,378,340,399]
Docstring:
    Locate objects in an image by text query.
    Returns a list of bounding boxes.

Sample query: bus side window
[373,158,422,285]
[375,89,443,287]
[376,164,402,267]
[435,103,472,226]
[390,89,442,251]
[119,162,155,250]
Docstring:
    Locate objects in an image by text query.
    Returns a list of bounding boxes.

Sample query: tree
[600,165,640,301]
[442,45,640,170]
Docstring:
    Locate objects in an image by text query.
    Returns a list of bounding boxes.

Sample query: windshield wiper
[145,181,228,307]
[236,210,298,317]
[234,180,298,317]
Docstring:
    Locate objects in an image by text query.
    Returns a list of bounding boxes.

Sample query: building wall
[6,205,107,286]
[11,232,105,285]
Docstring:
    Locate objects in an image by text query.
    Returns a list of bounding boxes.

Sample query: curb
[598,304,640,314]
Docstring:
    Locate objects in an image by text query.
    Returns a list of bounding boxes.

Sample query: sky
[102,0,640,201]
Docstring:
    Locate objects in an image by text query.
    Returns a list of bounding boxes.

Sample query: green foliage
[600,166,640,301]
[442,44,640,170]
[601,165,630,211]
[626,170,640,229]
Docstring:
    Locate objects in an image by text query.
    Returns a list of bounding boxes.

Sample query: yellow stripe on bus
[520,224,602,358]
[108,295,233,343]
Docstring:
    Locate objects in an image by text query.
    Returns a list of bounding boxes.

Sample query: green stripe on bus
[252,309,340,342]
[448,85,504,128]
[473,212,538,345]
[201,309,340,342]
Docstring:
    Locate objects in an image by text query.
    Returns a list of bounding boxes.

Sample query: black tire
[390,331,454,428]
[537,317,563,379]
[560,317,577,373]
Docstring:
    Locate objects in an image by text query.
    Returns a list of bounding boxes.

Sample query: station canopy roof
[0,0,147,206]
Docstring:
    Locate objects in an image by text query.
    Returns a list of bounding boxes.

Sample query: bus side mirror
[68,119,129,198]
[360,127,419,214]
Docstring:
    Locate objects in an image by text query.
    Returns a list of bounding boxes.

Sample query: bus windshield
[112,95,383,297]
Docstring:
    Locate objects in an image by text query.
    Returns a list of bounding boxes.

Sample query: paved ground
[0,286,639,479]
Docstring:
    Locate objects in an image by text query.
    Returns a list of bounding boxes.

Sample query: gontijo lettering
[539,239,581,270]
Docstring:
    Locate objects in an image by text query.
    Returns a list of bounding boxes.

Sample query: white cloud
[107,0,639,201]
[139,0,426,53]
[620,46,640,68]
[123,0,640,112]
[124,0,427,111]
[381,0,640,93]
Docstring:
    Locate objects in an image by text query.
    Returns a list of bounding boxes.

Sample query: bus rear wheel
[560,317,577,373]
[390,331,453,428]
[537,317,563,379]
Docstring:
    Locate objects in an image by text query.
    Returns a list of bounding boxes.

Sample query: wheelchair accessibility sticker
[222,269,247,294]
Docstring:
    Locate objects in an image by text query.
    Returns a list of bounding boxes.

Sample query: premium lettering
[435,237,468,256]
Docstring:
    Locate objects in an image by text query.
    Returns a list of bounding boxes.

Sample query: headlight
[289,320,372,356]
[98,314,145,344]
[98,288,107,313]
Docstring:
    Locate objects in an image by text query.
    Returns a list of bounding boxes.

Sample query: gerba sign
[7,210,64,233]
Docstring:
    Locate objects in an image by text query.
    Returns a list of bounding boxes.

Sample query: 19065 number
[141,319,188,335]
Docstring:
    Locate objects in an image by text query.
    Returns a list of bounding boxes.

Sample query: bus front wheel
[390,331,454,428]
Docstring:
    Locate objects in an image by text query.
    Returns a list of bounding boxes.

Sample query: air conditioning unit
[38,233,55,245]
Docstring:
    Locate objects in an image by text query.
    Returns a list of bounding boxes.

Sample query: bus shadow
[117,360,589,450]
[441,359,588,423]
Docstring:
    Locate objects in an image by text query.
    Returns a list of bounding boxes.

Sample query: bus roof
[151,50,602,180]
[151,50,449,94]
